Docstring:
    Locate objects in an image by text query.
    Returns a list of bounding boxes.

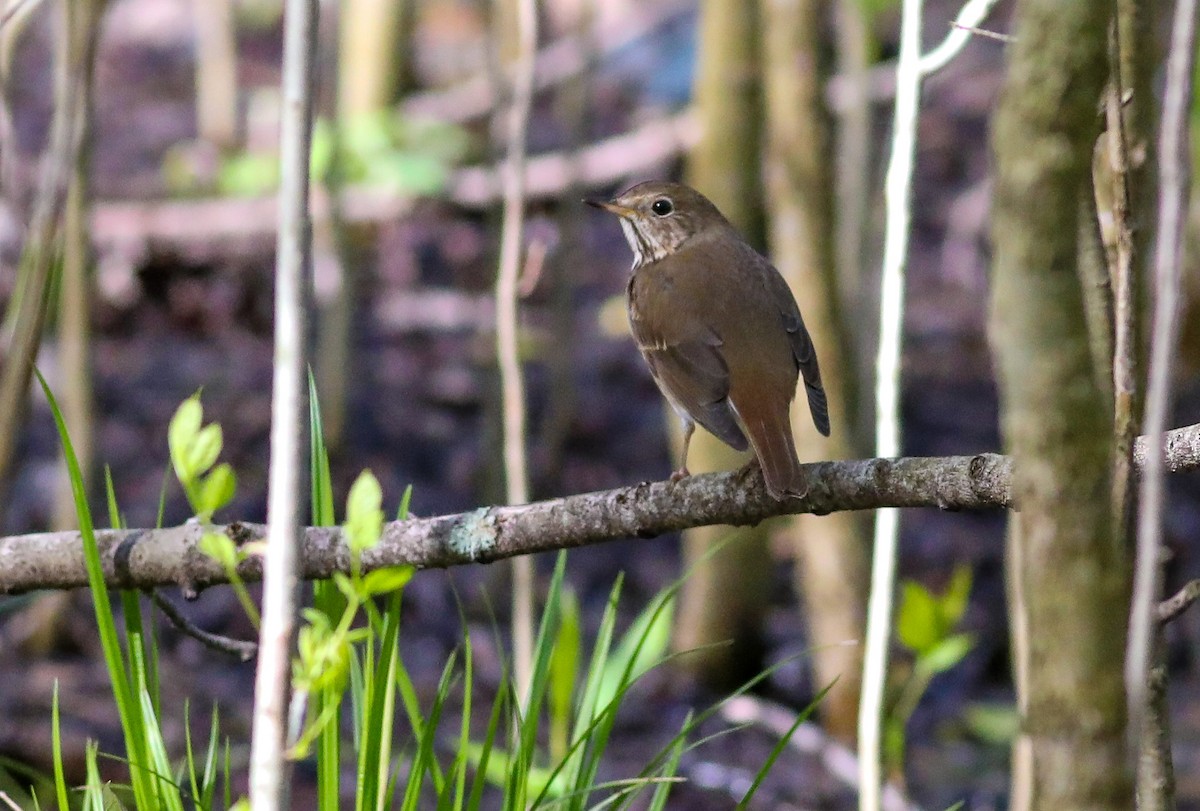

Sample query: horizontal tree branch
[1,422,1197,596]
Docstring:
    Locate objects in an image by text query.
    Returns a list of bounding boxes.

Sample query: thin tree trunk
[674,0,770,686]
[338,0,406,117]
[193,0,238,149]
[759,0,866,742]
[991,1,1132,808]
[317,0,409,448]
[53,12,100,530]
[0,0,100,522]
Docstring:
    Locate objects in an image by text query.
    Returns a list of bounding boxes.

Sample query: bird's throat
[619,218,670,269]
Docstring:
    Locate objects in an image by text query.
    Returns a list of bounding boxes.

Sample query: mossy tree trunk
[990,1,1132,808]
[674,0,770,686]
[759,0,866,742]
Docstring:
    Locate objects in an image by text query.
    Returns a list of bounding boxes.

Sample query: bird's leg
[736,454,762,484]
[670,419,695,482]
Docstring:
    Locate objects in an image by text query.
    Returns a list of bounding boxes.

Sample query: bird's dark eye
[650,198,674,216]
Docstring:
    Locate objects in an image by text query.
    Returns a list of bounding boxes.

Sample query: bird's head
[586,181,728,268]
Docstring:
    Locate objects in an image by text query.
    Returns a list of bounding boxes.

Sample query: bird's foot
[669,466,691,484]
[736,457,761,483]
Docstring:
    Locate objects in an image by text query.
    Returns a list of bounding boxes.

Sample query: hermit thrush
[587,180,829,499]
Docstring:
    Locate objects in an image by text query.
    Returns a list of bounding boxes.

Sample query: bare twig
[917,0,1004,76]
[0,423,1197,596]
[248,0,317,806]
[493,0,538,706]
[1157,579,1200,624]
[148,590,257,660]
[948,23,1013,43]
[1128,0,1198,795]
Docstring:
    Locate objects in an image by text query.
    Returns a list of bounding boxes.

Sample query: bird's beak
[584,198,635,219]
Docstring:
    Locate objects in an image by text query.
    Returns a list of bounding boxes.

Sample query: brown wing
[628,276,749,451]
[762,266,830,437]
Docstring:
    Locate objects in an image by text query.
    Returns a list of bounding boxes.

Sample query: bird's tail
[739,402,805,499]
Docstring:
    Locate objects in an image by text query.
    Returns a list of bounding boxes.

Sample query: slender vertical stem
[54,0,102,531]
[494,0,538,703]
[0,0,90,519]
[1105,20,1140,556]
[860,0,922,807]
[249,0,317,806]
[1128,0,1197,791]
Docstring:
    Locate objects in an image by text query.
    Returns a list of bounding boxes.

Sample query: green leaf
[199,463,237,516]
[939,566,973,628]
[199,532,238,569]
[187,423,224,479]
[343,110,395,159]
[168,396,203,479]
[917,633,975,676]
[217,152,280,197]
[309,119,335,181]
[361,566,414,597]
[333,571,357,603]
[964,702,1020,744]
[883,713,907,772]
[369,153,446,195]
[896,581,940,654]
[345,469,384,554]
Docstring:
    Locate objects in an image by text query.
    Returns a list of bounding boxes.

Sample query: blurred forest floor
[1,0,1200,808]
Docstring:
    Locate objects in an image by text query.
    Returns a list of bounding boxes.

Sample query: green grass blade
[466,668,508,810]
[36,370,157,809]
[562,576,622,789]
[103,466,122,530]
[548,588,581,764]
[83,742,103,811]
[309,373,344,811]
[400,651,456,810]
[734,686,830,810]
[358,592,409,810]
[137,689,186,811]
[396,484,413,521]
[51,682,69,811]
[155,463,171,529]
[633,651,813,784]
[184,701,201,807]
[199,706,220,809]
[645,711,690,811]
[308,370,336,526]
[453,626,473,811]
